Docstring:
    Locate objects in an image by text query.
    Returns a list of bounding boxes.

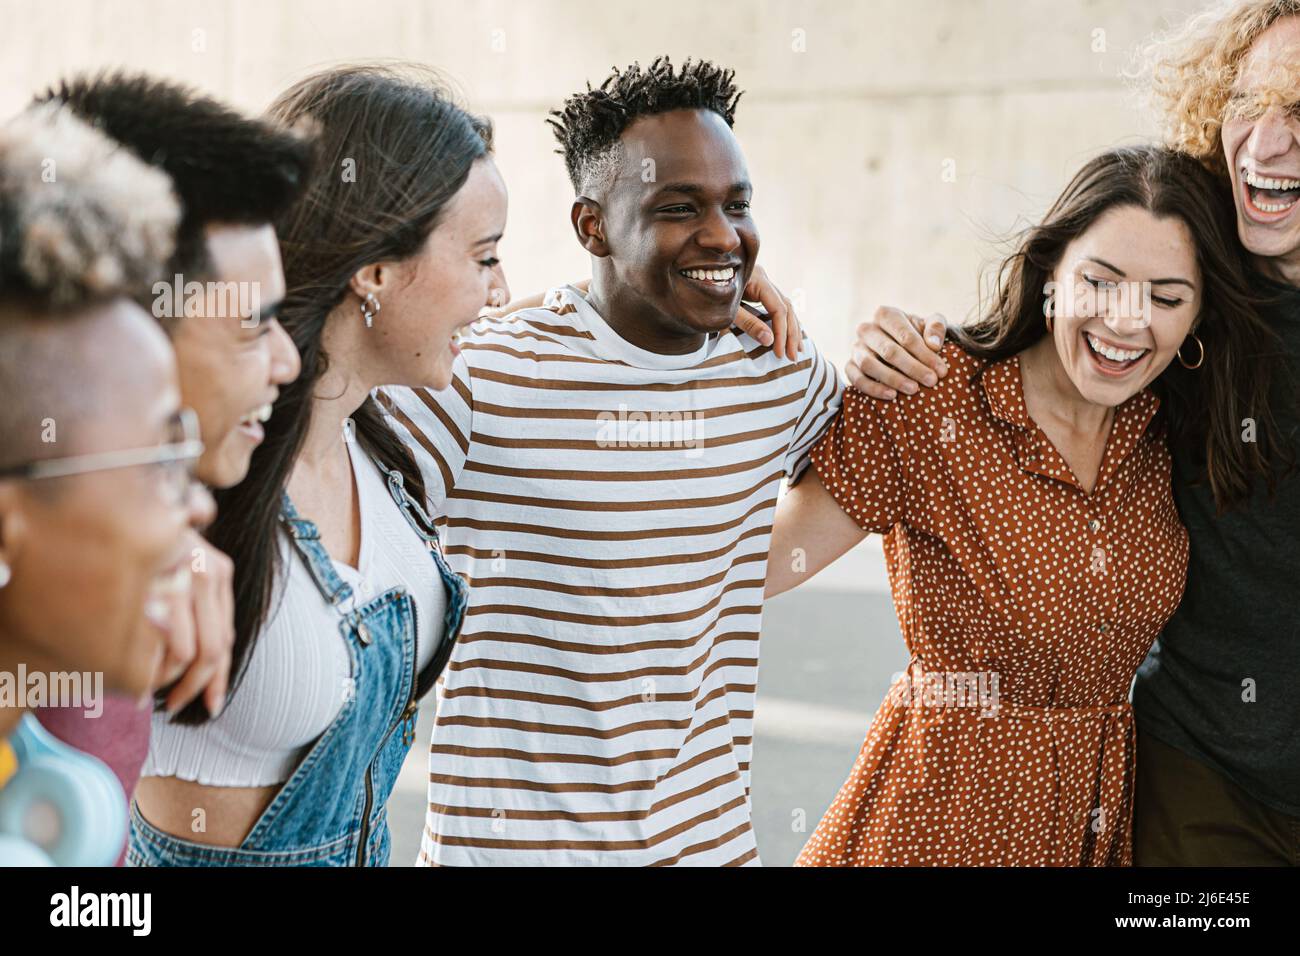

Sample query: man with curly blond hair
[1124,1,1300,866]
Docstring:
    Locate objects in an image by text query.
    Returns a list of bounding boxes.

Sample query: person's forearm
[483,279,589,318]
[765,469,868,599]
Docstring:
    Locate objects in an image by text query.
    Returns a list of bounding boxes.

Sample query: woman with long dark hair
[763,145,1280,865]
[130,64,503,866]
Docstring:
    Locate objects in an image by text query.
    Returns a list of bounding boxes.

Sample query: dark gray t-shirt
[1133,274,1300,816]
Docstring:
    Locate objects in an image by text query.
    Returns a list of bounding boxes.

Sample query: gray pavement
[386,587,907,866]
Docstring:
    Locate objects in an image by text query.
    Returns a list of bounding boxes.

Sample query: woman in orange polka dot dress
[766,146,1277,866]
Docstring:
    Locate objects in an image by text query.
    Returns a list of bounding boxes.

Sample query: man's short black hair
[548,57,743,194]
[35,71,313,279]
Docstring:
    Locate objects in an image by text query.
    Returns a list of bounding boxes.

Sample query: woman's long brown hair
[173,64,493,724]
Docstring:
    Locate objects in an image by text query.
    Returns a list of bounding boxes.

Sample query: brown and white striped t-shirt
[382,285,841,866]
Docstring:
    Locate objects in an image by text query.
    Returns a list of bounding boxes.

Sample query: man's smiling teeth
[680,266,736,282]
[1086,332,1147,363]
[241,403,272,426]
[1243,169,1300,191]
[1243,168,1300,211]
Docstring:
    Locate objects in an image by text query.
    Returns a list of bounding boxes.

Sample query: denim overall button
[356,621,373,645]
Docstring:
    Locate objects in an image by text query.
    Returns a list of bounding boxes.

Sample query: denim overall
[128,459,468,866]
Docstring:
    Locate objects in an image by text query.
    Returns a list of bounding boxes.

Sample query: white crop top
[143,442,447,787]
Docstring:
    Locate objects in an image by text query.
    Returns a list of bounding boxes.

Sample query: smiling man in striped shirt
[385,58,841,866]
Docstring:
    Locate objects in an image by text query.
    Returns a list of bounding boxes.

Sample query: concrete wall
[0,0,1211,590]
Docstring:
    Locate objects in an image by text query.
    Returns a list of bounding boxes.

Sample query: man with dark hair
[388,58,842,866]
[549,56,743,193]
[37,72,310,491]
[30,75,310,854]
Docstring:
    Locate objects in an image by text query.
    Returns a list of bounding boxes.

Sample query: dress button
[1098,622,1108,634]
[1088,519,1101,533]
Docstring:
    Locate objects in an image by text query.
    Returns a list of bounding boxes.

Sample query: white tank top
[143,442,446,786]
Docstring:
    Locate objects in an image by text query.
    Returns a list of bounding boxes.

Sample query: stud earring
[0,560,10,589]
[361,293,381,329]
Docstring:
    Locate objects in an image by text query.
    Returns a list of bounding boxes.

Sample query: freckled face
[365,157,509,391]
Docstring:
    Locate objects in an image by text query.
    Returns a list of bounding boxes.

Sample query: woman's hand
[846,306,949,400]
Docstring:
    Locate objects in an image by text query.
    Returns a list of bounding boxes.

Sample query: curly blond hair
[0,101,178,308]
[1138,0,1300,177]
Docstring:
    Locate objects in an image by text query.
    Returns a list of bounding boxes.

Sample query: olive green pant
[1134,731,1299,866]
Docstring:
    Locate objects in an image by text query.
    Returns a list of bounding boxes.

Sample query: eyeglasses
[0,408,204,503]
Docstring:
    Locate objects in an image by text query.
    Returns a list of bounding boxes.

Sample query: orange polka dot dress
[794,345,1187,867]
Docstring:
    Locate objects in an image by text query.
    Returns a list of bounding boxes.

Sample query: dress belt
[902,655,1134,865]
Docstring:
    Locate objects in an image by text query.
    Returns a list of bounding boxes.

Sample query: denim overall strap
[277,492,355,610]
[126,470,458,868]
[371,462,469,651]
[128,488,412,867]
[129,582,413,866]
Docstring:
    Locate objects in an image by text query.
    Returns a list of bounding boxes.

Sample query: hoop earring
[0,559,9,588]
[1177,332,1205,370]
[1044,295,1055,333]
[361,293,381,329]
